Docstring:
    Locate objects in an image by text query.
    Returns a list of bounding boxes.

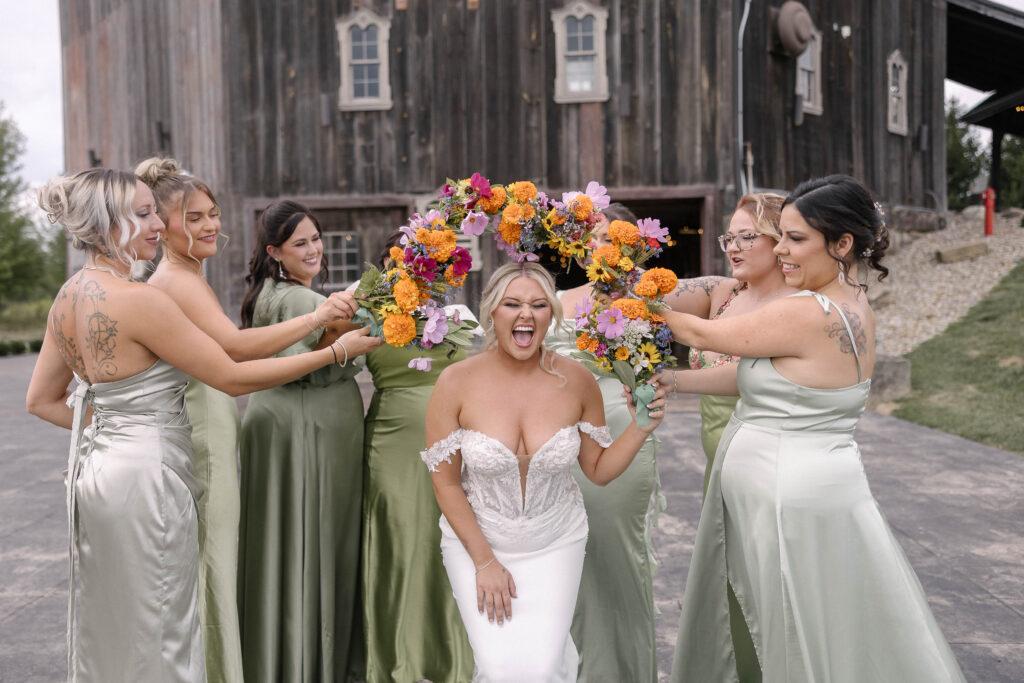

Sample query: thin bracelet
[304,312,318,332]
[475,556,496,574]
[329,344,338,365]
[334,339,349,367]
[673,371,678,394]
[311,308,325,328]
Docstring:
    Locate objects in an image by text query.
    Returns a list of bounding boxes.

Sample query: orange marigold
[634,280,659,297]
[608,220,641,247]
[393,276,420,312]
[478,186,507,214]
[382,312,417,347]
[571,195,593,220]
[641,267,679,296]
[591,245,622,268]
[498,219,522,244]
[611,298,648,320]
[502,201,535,224]
[389,246,405,263]
[615,346,630,361]
[445,266,467,287]
[508,181,538,203]
[576,332,600,354]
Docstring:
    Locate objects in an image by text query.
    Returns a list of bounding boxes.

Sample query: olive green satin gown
[548,297,664,683]
[185,379,243,683]
[237,280,366,683]
[361,344,473,683]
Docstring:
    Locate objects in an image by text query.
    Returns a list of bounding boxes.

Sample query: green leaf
[612,360,638,390]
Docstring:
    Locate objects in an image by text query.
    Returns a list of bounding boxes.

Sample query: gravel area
[872,207,1024,356]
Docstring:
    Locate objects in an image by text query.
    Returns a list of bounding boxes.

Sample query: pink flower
[450,307,462,325]
[595,307,625,339]
[460,211,489,237]
[409,255,438,282]
[449,246,472,277]
[584,181,610,209]
[408,357,433,371]
[637,217,669,242]
[469,172,492,198]
[574,296,595,318]
[421,305,449,347]
[440,184,456,198]
[398,225,417,246]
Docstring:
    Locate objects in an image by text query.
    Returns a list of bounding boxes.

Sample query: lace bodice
[422,422,612,551]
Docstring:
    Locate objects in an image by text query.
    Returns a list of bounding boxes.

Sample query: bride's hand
[623,382,668,433]
[476,558,517,625]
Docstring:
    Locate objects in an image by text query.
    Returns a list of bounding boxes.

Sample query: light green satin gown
[549,298,664,683]
[361,343,474,683]
[185,379,243,683]
[237,280,366,683]
[672,293,966,682]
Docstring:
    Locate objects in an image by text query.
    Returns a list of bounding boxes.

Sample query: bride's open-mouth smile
[512,324,535,348]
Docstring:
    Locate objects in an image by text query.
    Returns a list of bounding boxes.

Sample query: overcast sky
[1,0,1022,189]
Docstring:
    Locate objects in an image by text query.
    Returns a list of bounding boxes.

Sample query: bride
[421,262,665,682]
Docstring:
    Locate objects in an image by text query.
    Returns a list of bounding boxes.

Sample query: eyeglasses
[717,233,763,252]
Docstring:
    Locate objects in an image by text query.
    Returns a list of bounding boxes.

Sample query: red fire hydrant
[982,187,996,237]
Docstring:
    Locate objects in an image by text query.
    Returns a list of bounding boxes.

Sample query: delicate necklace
[82,261,130,280]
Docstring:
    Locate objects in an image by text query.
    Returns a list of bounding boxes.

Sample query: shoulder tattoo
[825,305,867,356]
[671,276,724,298]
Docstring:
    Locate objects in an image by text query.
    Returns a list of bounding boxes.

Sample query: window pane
[367,64,379,85]
[366,26,378,60]
[581,16,594,51]
[566,55,595,93]
[351,26,364,60]
[368,81,379,98]
[567,16,579,52]
[353,65,366,98]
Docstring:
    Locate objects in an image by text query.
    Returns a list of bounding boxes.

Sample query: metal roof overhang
[947,0,1024,94]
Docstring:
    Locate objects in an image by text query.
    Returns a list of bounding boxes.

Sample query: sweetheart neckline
[459,423,583,462]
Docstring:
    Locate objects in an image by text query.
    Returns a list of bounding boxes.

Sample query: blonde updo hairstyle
[478,261,564,382]
[38,168,144,268]
[734,192,785,241]
[135,157,220,265]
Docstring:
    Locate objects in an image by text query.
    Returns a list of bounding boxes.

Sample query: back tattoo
[824,304,867,356]
[52,274,120,382]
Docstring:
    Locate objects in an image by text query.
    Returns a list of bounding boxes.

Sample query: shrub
[0,340,10,356]
[28,338,43,352]
[0,298,51,331]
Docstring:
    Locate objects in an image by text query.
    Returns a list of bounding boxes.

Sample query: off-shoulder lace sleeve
[421,429,463,472]
[578,421,613,448]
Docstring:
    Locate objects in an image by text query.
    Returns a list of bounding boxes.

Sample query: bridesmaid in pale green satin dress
[361,238,474,683]
[551,204,663,682]
[661,193,792,682]
[139,161,360,683]
[237,201,371,683]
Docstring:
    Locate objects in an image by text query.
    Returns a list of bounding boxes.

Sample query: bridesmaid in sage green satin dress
[661,193,791,683]
[236,201,373,683]
[139,160,360,683]
[551,204,663,682]
[361,238,474,683]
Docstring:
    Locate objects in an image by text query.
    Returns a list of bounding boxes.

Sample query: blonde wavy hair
[478,261,564,382]
[135,157,222,267]
[734,192,785,240]
[38,168,144,270]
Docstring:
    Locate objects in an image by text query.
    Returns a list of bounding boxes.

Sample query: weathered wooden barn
[59,0,953,314]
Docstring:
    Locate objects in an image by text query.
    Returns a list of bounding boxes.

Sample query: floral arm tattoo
[82,280,119,379]
[669,276,725,299]
[825,305,867,356]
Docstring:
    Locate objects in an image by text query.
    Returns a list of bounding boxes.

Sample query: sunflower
[638,341,662,366]
[586,260,615,284]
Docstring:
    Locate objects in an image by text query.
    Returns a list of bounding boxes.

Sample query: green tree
[0,103,56,307]
[945,97,989,210]
[997,134,1024,210]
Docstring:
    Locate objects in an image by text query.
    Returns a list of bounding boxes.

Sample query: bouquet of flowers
[585,216,673,299]
[352,211,478,358]
[571,268,679,425]
[451,175,609,267]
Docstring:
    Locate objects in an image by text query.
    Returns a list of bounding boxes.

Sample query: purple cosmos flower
[398,225,417,246]
[408,357,433,372]
[460,211,489,237]
[421,305,449,347]
[450,307,462,325]
[574,296,595,319]
[637,217,670,242]
[595,308,625,339]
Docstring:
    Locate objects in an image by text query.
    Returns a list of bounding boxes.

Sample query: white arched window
[336,9,393,111]
[887,50,908,136]
[551,1,609,104]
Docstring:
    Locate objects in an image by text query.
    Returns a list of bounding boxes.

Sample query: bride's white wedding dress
[422,422,613,683]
